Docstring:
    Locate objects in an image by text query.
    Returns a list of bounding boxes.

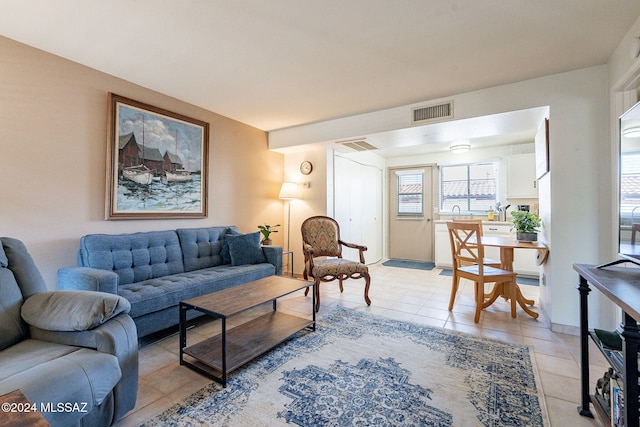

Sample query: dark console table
[575,263,640,427]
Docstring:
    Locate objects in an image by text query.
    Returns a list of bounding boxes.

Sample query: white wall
[272,65,611,331]
[281,148,328,276]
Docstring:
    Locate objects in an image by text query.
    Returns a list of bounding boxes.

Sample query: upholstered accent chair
[301,216,371,312]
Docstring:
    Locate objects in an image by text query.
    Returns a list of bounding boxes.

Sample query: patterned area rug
[140,308,549,426]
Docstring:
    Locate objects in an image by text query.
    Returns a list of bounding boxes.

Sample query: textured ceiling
[1,0,640,132]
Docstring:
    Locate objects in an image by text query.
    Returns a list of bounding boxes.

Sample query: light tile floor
[115,263,608,426]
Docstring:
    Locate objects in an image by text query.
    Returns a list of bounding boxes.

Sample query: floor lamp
[279,182,300,275]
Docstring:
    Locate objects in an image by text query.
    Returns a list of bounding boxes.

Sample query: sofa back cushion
[177,226,234,272]
[79,231,184,285]
[0,239,32,351]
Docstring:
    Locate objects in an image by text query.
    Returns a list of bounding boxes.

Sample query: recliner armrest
[58,266,118,294]
[21,290,130,332]
[28,313,139,421]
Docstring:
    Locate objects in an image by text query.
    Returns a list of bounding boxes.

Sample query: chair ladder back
[447,221,486,275]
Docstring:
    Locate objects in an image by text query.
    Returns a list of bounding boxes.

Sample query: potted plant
[510,211,541,242]
[257,224,280,245]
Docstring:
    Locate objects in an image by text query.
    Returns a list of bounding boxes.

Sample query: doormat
[439,269,539,286]
[382,259,435,270]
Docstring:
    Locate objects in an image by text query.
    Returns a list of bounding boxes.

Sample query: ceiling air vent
[411,101,454,125]
[336,139,378,152]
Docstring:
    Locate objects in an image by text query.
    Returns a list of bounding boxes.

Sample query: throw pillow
[21,290,131,331]
[226,231,267,266]
[221,228,242,264]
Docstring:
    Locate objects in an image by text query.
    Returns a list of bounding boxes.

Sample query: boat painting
[162,169,192,184]
[123,165,153,185]
[162,130,193,184]
[107,93,209,219]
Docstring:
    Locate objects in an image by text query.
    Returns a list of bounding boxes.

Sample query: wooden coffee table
[0,390,51,427]
[179,275,315,387]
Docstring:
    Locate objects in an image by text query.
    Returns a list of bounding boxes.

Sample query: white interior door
[334,155,382,264]
[388,166,433,261]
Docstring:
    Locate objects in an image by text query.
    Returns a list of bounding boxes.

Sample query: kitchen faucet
[452,205,461,216]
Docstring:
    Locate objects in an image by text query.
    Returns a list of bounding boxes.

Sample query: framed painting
[535,118,549,179]
[106,93,209,219]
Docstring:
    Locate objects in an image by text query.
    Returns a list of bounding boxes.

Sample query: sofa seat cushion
[0,339,121,410]
[120,263,276,318]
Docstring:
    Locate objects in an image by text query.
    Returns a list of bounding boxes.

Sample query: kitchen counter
[434,219,512,226]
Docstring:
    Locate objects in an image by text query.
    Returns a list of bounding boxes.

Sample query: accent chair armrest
[21,290,130,332]
[261,245,283,276]
[58,266,118,294]
[339,240,368,264]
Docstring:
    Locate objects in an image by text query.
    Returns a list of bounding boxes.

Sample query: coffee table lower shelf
[181,310,313,385]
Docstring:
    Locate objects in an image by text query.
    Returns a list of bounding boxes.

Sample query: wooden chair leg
[304,270,313,296]
[363,273,371,306]
[474,281,483,323]
[448,273,460,311]
[338,278,344,293]
[315,279,321,312]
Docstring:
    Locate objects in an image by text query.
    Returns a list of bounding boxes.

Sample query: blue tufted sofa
[58,227,283,338]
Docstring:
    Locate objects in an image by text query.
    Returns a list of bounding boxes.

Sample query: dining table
[479,235,549,319]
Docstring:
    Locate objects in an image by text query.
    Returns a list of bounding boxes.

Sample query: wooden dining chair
[449,219,502,309]
[452,219,501,267]
[447,221,517,323]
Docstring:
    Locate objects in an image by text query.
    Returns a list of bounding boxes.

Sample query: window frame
[439,162,498,213]
[396,170,424,216]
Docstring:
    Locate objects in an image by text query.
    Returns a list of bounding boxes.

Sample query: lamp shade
[279,182,300,200]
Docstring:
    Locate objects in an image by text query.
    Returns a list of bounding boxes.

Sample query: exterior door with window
[388,166,433,261]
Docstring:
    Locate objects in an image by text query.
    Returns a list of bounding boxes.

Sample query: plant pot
[516,232,537,242]
[261,239,272,246]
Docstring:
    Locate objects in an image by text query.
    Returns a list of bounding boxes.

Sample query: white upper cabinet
[506,153,538,198]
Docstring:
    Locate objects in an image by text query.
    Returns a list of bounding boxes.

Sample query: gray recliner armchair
[0,237,138,426]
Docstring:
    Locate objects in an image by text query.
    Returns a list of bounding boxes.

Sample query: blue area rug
[382,259,435,270]
[439,269,539,286]
[141,308,548,426]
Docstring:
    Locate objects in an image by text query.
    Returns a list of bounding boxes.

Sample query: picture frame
[535,118,550,179]
[106,93,209,220]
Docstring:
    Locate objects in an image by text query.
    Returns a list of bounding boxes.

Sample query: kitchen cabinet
[507,153,538,198]
[434,221,539,277]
